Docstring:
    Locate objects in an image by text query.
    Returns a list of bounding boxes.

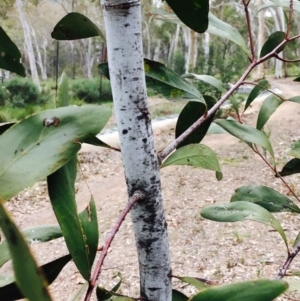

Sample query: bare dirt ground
[4,77,300,300]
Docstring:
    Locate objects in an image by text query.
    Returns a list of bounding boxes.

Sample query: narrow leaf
[48,157,92,280]
[172,290,188,301]
[288,96,300,104]
[0,105,111,202]
[182,74,226,92]
[98,60,205,104]
[161,144,221,174]
[258,0,300,14]
[0,254,71,301]
[293,231,300,248]
[84,135,116,150]
[201,201,288,249]
[207,13,250,56]
[51,12,105,40]
[179,276,211,290]
[244,79,270,112]
[190,279,288,301]
[293,77,300,82]
[175,96,216,148]
[260,31,286,58]
[276,158,300,177]
[256,94,283,130]
[0,27,25,76]
[0,225,62,268]
[0,203,52,301]
[68,282,88,301]
[214,119,274,157]
[230,185,300,213]
[165,0,209,33]
[0,123,15,135]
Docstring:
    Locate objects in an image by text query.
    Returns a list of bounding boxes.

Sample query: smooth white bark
[100,1,172,301]
[257,0,265,79]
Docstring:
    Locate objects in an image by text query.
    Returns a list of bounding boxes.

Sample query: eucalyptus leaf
[0,123,15,135]
[98,60,205,104]
[288,141,300,159]
[257,0,300,14]
[293,77,300,82]
[0,203,52,301]
[293,231,300,248]
[57,72,69,107]
[244,79,270,112]
[0,225,62,268]
[0,254,71,301]
[179,276,211,290]
[230,185,300,213]
[260,31,286,58]
[165,0,209,33]
[51,12,105,40]
[172,289,188,301]
[214,119,274,157]
[0,105,111,202]
[201,201,288,249]
[190,279,288,301]
[0,27,25,76]
[161,144,221,174]
[256,94,283,130]
[276,158,300,177]
[175,96,216,148]
[183,74,226,92]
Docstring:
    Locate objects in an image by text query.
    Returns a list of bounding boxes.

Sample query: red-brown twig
[243,0,255,61]
[278,242,300,279]
[84,190,147,301]
[274,53,300,63]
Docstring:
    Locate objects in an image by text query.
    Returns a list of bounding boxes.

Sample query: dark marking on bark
[122,129,128,135]
[113,48,120,51]
[142,138,147,143]
[132,77,139,81]
[148,287,161,292]
[123,76,127,80]
[124,23,130,27]
[102,1,139,11]
[130,136,136,141]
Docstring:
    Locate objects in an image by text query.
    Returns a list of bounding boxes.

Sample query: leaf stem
[278,243,300,279]
[84,190,146,301]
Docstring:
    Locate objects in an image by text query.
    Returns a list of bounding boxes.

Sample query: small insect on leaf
[43,117,60,127]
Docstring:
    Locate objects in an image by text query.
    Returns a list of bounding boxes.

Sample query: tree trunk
[100,1,172,301]
[16,0,40,90]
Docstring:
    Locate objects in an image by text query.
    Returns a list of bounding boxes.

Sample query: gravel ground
[2,77,300,301]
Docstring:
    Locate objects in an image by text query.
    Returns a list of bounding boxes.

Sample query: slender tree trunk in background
[185,29,198,73]
[153,39,161,61]
[100,1,172,301]
[143,20,151,58]
[257,0,265,79]
[16,0,40,90]
[168,24,180,67]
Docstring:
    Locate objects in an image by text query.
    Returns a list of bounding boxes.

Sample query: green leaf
[78,197,99,271]
[288,96,300,104]
[289,141,300,159]
[276,158,300,177]
[161,144,221,174]
[172,289,188,301]
[57,72,69,107]
[165,0,209,33]
[0,254,71,301]
[201,201,288,249]
[47,158,94,281]
[96,273,123,301]
[207,123,227,134]
[293,77,300,82]
[98,60,205,104]
[256,94,283,130]
[258,0,300,14]
[51,12,105,40]
[207,13,250,56]
[0,203,52,301]
[183,74,227,93]
[214,119,274,157]
[293,231,300,248]
[68,282,88,301]
[0,105,111,202]
[83,135,116,150]
[179,276,210,290]
[175,96,216,148]
[260,31,286,58]
[244,79,270,112]
[0,225,62,268]
[230,185,300,213]
[190,279,288,301]
[0,27,25,76]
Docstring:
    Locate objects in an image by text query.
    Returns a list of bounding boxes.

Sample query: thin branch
[278,242,300,279]
[84,190,147,301]
[274,53,300,63]
[159,33,300,161]
[252,145,300,203]
[242,81,286,101]
[243,0,255,61]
